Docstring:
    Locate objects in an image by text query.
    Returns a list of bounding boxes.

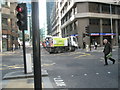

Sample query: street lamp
[110,4,113,41]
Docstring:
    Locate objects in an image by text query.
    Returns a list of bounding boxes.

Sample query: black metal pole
[22,30,27,74]
[90,36,91,51]
[89,29,91,51]
[32,1,42,89]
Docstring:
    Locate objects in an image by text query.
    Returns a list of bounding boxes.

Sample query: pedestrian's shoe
[104,64,108,66]
[113,60,115,64]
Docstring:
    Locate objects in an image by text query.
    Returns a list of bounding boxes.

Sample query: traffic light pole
[32,1,42,89]
[89,28,91,51]
[89,35,91,51]
[16,3,27,74]
[22,30,27,74]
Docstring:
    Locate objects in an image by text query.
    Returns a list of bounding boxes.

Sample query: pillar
[115,20,118,46]
[100,19,103,46]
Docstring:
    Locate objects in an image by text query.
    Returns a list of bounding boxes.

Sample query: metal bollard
[26,53,33,73]
[86,44,89,52]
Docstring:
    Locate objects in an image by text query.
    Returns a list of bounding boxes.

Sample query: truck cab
[66,36,79,51]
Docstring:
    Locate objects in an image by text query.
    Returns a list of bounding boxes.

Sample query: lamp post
[110,3,114,45]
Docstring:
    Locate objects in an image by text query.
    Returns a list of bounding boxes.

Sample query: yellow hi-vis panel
[53,38,67,47]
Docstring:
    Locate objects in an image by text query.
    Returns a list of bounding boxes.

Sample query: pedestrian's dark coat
[103,42,112,55]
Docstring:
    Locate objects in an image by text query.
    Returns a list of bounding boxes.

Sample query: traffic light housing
[85,26,89,36]
[83,33,86,38]
[16,3,27,30]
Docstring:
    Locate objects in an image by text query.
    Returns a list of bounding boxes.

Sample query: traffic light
[83,33,86,38]
[85,26,89,36]
[16,3,27,30]
[85,26,89,33]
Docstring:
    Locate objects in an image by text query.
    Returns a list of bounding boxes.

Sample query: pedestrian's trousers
[104,54,115,65]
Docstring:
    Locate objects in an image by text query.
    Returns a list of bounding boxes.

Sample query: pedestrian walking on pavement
[103,39,115,66]
[83,42,86,49]
[94,41,98,50]
[12,44,15,52]
[18,43,21,49]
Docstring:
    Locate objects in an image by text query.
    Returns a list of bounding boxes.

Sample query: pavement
[2,69,53,89]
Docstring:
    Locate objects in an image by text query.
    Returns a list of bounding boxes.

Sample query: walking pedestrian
[12,44,15,52]
[103,39,115,66]
[83,42,86,49]
[94,41,98,50]
[18,43,21,49]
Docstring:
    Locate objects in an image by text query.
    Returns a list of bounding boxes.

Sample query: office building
[2,1,19,51]
[46,1,55,35]
[60,0,120,48]
[51,0,62,37]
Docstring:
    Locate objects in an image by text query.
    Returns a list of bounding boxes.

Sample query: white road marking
[71,75,74,77]
[54,76,66,87]
[108,72,111,74]
[96,73,99,75]
[42,63,56,67]
[101,57,104,60]
[58,76,61,78]
[84,74,87,76]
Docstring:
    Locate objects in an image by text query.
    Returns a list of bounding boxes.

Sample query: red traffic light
[16,5,23,12]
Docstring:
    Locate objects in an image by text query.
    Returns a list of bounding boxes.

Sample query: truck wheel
[49,52,52,54]
[69,46,75,52]
[69,46,72,52]
[49,48,53,54]
[71,47,75,52]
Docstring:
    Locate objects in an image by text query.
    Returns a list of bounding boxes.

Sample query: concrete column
[115,20,118,46]
[100,19,103,46]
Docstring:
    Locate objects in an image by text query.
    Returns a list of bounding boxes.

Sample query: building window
[102,4,110,14]
[111,5,115,14]
[2,18,8,25]
[117,6,120,15]
[68,0,71,5]
[70,24,72,31]
[74,6,77,14]
[102,19,111,26]
[60,2,62,7]
[89,3,100,13]
[69,10,72,18]
[74,21,77,31]
[89,19,100,25]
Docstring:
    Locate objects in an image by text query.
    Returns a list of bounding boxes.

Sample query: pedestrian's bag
[106,52,112,58]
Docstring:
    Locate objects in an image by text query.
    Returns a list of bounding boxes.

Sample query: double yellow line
[74,53,91,59]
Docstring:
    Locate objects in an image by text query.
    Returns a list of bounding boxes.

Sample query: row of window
[61,19,120,37]
[61,6,77,25]
[61,2,120,20]
[61,3,120,25]
[89,18,116,26]
[89,2,120,14]
[61,0,73,16]
[62,21,77,37]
